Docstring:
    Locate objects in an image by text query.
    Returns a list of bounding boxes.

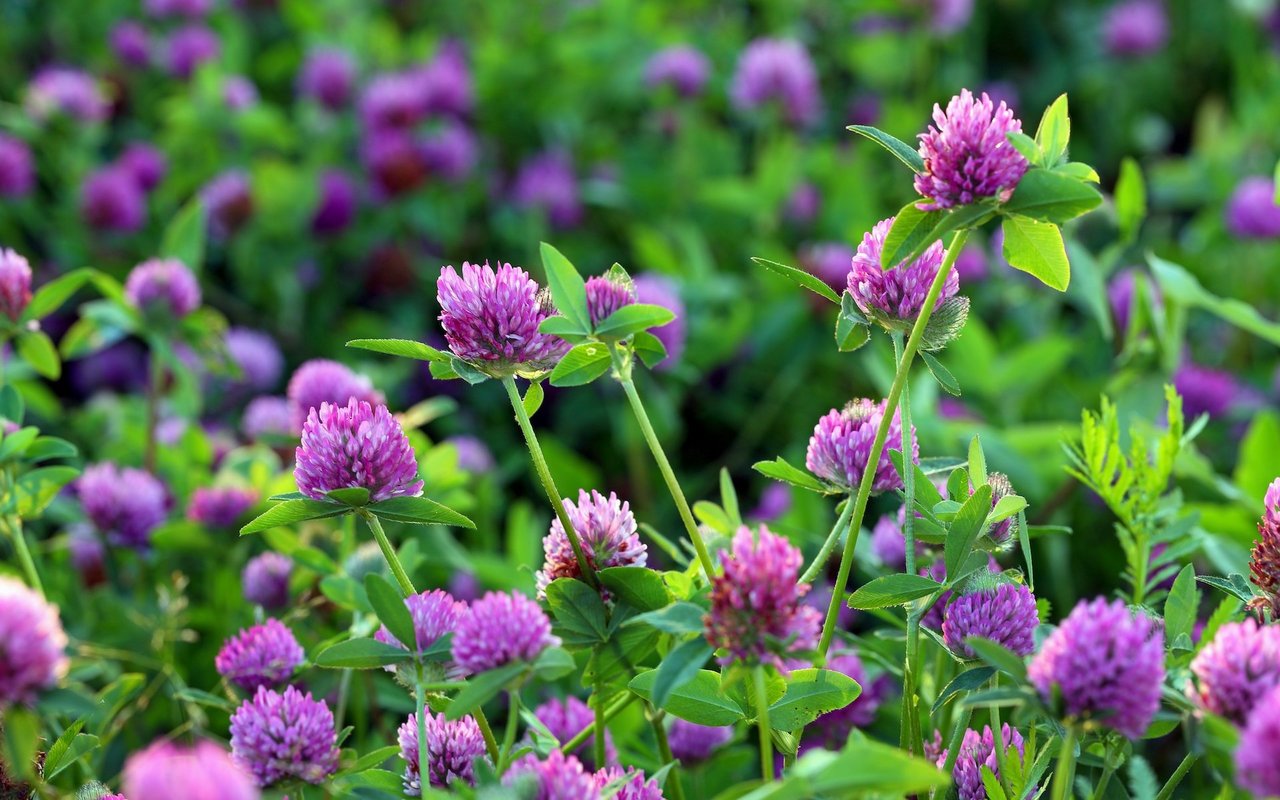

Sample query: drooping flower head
[511,152,583,229]
[165,23,221,79]
[1028,597,1164,738]
[1103,0,1169,57]
[848,217,961,330]
[242,552,292,609]
[81,167,147,233]
[633,274,686,369]
[0,248,32,321]
[1189,619,1280,725]
[1225,177,1280,240]
[286,359,383,433]
[26,68,109,122]
[644,46,711,98]
[536,490,647,597]
[188,486,258,528]
[705,525,820,671]
[294,399,423,503]
[398,711,488,794]
[375,589,466,680]
[242,396,293,442]
[298,48,356,110]
[666,719,733,763]
[592,767,666,800]
[914,89,1028,211]
[806,399,917,493]
[229,685,340,786]
[123,740,259,800]
[215,619,305,693]
[78,463,168,550]
[125,258,201,318]
[930,724,1025,800]
[534,696,616,771]
[503,750,600,800]
[1250,478,1280,616]
[584,274,638,329]
[0,134,34,197]
[731,39,819,127]
[436,261,570,376]
[451,591,559,674]
[0,576,69,705]
[943,578,1039,659]
[1236,685,1280,798]
[799,242,855,292]
[119,142,168,191]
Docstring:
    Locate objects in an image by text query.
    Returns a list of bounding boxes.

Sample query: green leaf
[448,357,489,385]
[0,426,38,460]
[1196,575,1256,604]
[540,242,591,334]
[23,268,94,322]
[1115,157,1146,242]
[40,719,85,778]
[549,342,611,387]
[847,125,925,173]
[45,733,99,779]
[365,574,416,650]
[1053,162,1100,183]
[1002,169,1103,224]
[932,666,995,716]
[523,382,545,417]
[629,669,745,726]
[752,257,841,305]
[945,485,993,578]
[533,646,576,680]
[327,487,370,507]
[1005,131,1040,163]
[340,745,401,776]
[446,662,526,720]
[0,384,22,424]
[346,338,450,362]
[14,466,79,517]
[161,198,206,273]
[632,331,668,369]
[980,765,1009,800]
[315,638,412,669]
[880,203,943,270]
[835,293,871,353]
[651,637,714,708]
[1148,253,1280,346]
[757,737,950,798]
[847,573,941,609]
[968,436,988,487]
[594,303,675,339]
[624,601,706,635]
[768,668,862,731]
[2,707,39,780]
[1164,564,1199,645]
[171,687,235,712]
[920,352,960,395]
[24,436,77,462]
[1001,215,1070,291]
[539,314,588,338]
[597,566,671,611]
[965,637,1027,681]
[545,578,609,646]
[320,575,371,613]
[1034,94,1070,167]
[369,496,475,528]
[240,498,347,535]
[753,457,830,494]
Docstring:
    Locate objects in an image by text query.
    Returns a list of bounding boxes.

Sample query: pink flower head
[398,711,488,792]
[123,740,259,800]
[229,685,339,786]
[536,490,647,597]
[848,217,958,325]
[914,89,1028,210]
[294,399,423,503]
[0,248,33,321]
[215,619,304,693]
[0,576,69,705]
[286,358,383,433]
[124,258,201,318]
[451,591,558,674]
[1189,619,1280,725]
[806,398,917,493]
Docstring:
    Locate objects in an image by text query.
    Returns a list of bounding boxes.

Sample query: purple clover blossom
[1174,362,1240,420]
[1225,177,1280,240]
[749,483,793,524]
[225,328,283,392]
[223,76,259,111]
[436,261,570,376]
[311,170,358,235]
[416,43,474,119]
[202,170,253,239]
[165,24,221,79]
[1103,0,1169,57]
[124,258,201,318]
[374,589,466,676]
[536,490,647,597]
[954,242,989,282]
[645,46,711,98]
[1236,686,1280,798]
[398,712,487,793]
[921,555,999,630]
[0,248,32,321]
[362,128,429,196]
[942,580,1039,658]
[360,72,427,131]
[294,399,423,503]
[68,527,107,587]
[26,68,109,123]
[784,182,821,225]
[1028,597,1164,738]
[298,49,356,110]
[929,0,975,34]
[242,552,292,609]
[451,591,559,674]
[111,21,152,67]
[119,143,168,192]
[534,696,616,770]
[584,275,638,328]
[633,274,686,369]
[446,435,495,474]
[0,134,34,197]
[512,152,584,229]
[981,472,1018,544]
[931,724,1025,800]
[806,398,917,493]
[286,359,383,432]
[123,740,259,800]
[0,576,69,705]
[914,89,1028,211]
[420,120,479,182]
[730,39,820,127]
[229,685,340,786]
[1108,267,1162,334]
[504,750,600,800]
[242,396,293,441]
[1251,478,1280,616]
[705,525,820,672]
[592,767,665,800]
[799,242,855,292]
[848,217,958,326]
[666,720,732,762]
[1189,619,1280,725]
[811,648,885,743]
[871,506,925,570]
[188,486,258,527]
[81,167,147,233]
[78,463,168,550]
[215,619,305,693]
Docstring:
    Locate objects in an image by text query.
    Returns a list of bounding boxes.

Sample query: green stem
[649,712,686,800]
[1152,752,1197,800]
[896,331,924,757]
[502,376,598,588]
[1052,728,1078,800]
[3,515,43,596]
[1092,753,1116,800]
[415,666,433,798]
[989,680,1011,797]
[498,689,522,772]
[593,695,607,770]
[753,667,773,782]
[562,693,637,754]
[940,705,972,777]
[360,510,416,596]
[610,345,715,578]
[818,229,970,657]
[474,707,500,763]
[798,494,855,585]
[144,349,161,474]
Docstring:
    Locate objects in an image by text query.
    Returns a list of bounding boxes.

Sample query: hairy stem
[360,510,416,597]
[474,707,500,763]
[1153,752,1197,800]
[1052,728,1077,800]
[593,694,607,770]
[753,667,774,782]
[896,332,924,757]
[798,494,855,585]
[818,229,970,657]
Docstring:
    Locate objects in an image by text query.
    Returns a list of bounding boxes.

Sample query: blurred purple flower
[242,552,292,609]
[644,46,711,98]
[592,767,664,800]
[1225,177,1280,239]
[68,526,107,587]
[399,711,487,792]
[125,258,201,318]
[416,43,473,119]
[230,685,339,786]
[0,134,34,197]
[71,340,148,395]
[536,490,647,598]
[123,740,259,800]
[799,242,854,292]
[362,128,429,196]
[144,0,213,17]
[360,72,426,131]
[848,216,958,326]
[847,93,882,127]
[931,724,1024,800]
[1236,686,1280,798]
[807,398,916,493]
[943,580,1038,658]
[225,327,283,392]
[811,648,885,742]
[298,49,356,111]
[1104,0,1169,57]
[0,576,69,705]
[374,589,466,670]
[446,436,494,474]
[749,483,792,523]
[929,0,975,34]
[224,76,259,111]
[202,170,253,239]
[119,143,168,192]
[26,67,109,123]
[451,591,558,674]
[633,274,686,369]
[505,751,599,799]
[784,182,821,225]
[311,170,358,235]
[915,89,1028,210]
[165,24,221,79]
[1108,267,1161,333]
[188,486,258,527]
[111,21,152,67]
[512,151,583,229]
[953,243,988,282]
[78,463,168,550]
[1174,362,1240,419]
[534,696,616,770]
[287,359,382,432]
[420,121,479,182]
[731,39,819,127]
[666,719,732,762]
[215,619,304,693]
[0,248,32,321]
[81,167,147,233]
[1189,619,1280,725]
[242,396,293,441]
[294,399,423,503]
[872,506,923,570]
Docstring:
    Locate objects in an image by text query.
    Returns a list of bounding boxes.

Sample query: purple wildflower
[1108,267,1162,334]
[436,261,570,375]
[929,0,975,34]
[242,396,293,441]
[0,576,69,705]
[446,435,495,474]
[1103,0,1169,57]
[294,399,423,503]
[954,242,989,282]
[361,128,429,196]
[1174,362,1240,419]
[592,767,665,800]
[202,170,253,239]
[1189,619,1280,725]
[931,724,1025,800]
[982,472,1018,544]
[512,152,583,229]
[398,712,487,793]
[68,527,107,587]
[536,490,647,597]
[784,182,821,225]
[144,0,212,17]
[1236,685,1280,798]
[215,619,304,693]
[806,398,917,493]
[750,483,793,524]
[848,217,958,326]
[78,463,168,550]
[921,556,998,630]
[1250,478,1280,616]
[223,76,259,111]
[420,120,479,182]
[799,242,855,292]
[943,580,1039,658]
[124,258,201,318]
[26,68,108,122]
[230,685,339,786]
[811,648,884,742]
[706,525,820,671]
[0,134,34,197]
[0,248,32,321]
[286,359,382,432]
[730,39,819,127]
[242,552,292,609]
[298,49,356,110]
[81,167,147,233]
[415,43,473,119]
[225,328,283,392]
[360,72,426,131]
[666,719,732,762]
[123,740,259,800]
[914,89,1028,211]
[535,696,616,770]
[311,170,358,235]
[374,589,466,674]
[1225,177,1280,239]
[119,143,167,191]
[633,274,686,369]
[1028,597,1164,738]
[165,24,221,79]
[585,275,638,328]
[645,46,711,98]
[111,21,151,67]
[188,486,258,527]
[451,591,559,674]
[503,750,600,800]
